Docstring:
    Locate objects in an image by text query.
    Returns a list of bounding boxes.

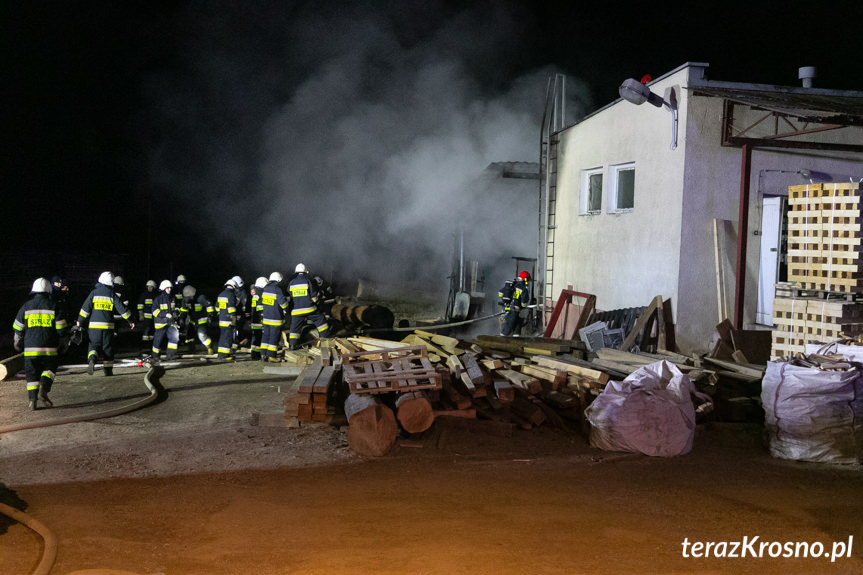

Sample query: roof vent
[798,66,817,88]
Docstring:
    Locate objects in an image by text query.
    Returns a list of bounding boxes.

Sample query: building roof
[688,80,863,127]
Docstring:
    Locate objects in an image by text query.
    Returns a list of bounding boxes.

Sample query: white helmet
[98,271,114,286]
[232,275,244,288]
[226,278,238,288]
[255,276,268,288]
[159,279,172,291]
[31,277,51,293]
[114,275,125,286]
[146,280,157,288]
[176,274,186,284]
[295,263,307,274]
[269,272,283,283]
[182,285,197,298]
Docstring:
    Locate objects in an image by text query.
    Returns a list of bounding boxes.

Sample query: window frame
[579,167,604,215]
[608,162,635,213]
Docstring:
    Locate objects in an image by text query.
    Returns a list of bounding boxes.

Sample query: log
[0,353,24,381]
[345,394,398,457]
[395,391,434,433]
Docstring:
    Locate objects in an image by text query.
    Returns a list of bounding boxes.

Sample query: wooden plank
[313,365,335,395]
[297,363,323,394]
[459,352,485,386]
[495,369,542,395]
[530,355,609,385]
[620,295,663,352]
[414,330,460,349]
[702,357,765,378]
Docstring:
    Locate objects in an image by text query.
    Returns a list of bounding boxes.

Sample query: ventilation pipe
[798,66,817,88]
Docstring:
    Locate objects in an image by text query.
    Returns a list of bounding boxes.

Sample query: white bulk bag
[762,362,863,464]
[585,360,710,457]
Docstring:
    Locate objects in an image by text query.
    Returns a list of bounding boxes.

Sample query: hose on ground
[0,501,57,575]
[0,367,163,435]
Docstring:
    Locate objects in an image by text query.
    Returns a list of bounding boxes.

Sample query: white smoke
[145,1,591,300]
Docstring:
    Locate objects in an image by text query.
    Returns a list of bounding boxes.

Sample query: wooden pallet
[771,296,863,359]
[342,345,442,394]
[774,283,863,302]
[785,182,863,293]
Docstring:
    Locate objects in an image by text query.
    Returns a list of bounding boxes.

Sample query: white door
[756,197,783,325]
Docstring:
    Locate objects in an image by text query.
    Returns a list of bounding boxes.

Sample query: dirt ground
[1,353,862,575]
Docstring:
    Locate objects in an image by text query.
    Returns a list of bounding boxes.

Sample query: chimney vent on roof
[798,66,817,88]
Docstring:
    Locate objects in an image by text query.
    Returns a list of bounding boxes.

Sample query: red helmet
[518,271,530,280]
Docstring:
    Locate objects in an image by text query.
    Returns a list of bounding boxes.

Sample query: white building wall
[553,66,690,335]
[554,62,863,354]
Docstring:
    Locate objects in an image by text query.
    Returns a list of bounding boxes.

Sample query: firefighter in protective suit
[180,284,215,355]
[288,263,330,349]
[77,271,135,376]
[500,271,531,337]
[249,277,267,360]
[261,272,289,361]
[137,280,158,346]
[13,278,68,410]
[216,278,239,360]
[151,280,178,363]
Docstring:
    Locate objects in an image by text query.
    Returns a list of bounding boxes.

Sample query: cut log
[0,353,25,381]
[345,394,398,457]
[395,391,435,433]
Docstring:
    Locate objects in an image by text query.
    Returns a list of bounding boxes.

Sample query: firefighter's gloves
[13,333,23,352]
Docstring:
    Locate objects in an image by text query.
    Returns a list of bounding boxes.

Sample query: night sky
[3,0,862,291]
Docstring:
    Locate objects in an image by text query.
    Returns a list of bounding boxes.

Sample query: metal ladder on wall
[538,74,566,331]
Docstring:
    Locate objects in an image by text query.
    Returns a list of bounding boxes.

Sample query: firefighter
[312,275,336,315]
[500,271,531,337]
[288,263,330,349]
[180,284,215,355]
[77,271,135,376]
[50,275,71,326]
[13,278,68,409]
[261,272,289,361]
[113,275,131,335]
[249,277,267,360]
[137,280,157,347]
[216,278,239,360]
[151,280,178,363]
[174,274,187,306]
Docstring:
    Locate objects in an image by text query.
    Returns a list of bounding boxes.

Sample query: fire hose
[0,367,163,435]
[364,305,538,334]
[0,501,57,575]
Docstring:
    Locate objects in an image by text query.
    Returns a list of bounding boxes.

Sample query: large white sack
[585,360,710,457]
[762,362,863,464]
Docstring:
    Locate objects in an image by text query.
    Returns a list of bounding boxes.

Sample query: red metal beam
[733,144,752,329]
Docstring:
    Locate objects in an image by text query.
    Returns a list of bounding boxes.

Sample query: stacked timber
[280,331,740,449]
[773,182,863,358]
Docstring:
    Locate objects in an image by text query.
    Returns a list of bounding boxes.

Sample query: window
[609,163,635,212]
[579,168,603,215]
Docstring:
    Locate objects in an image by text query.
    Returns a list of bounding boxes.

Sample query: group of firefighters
[12,263,332,410]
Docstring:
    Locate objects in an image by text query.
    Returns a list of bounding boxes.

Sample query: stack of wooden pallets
[773,182,863,358]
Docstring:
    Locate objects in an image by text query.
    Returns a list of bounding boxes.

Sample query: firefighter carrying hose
[499,271,531,337]
[77,271,135,376]
[13,278,68,410]
[288,263,330,349]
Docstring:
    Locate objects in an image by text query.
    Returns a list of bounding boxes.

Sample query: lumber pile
[278,324,745,454]
[773,182,863,359]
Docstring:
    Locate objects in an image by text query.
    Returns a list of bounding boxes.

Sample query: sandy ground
[1,353,863,575]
